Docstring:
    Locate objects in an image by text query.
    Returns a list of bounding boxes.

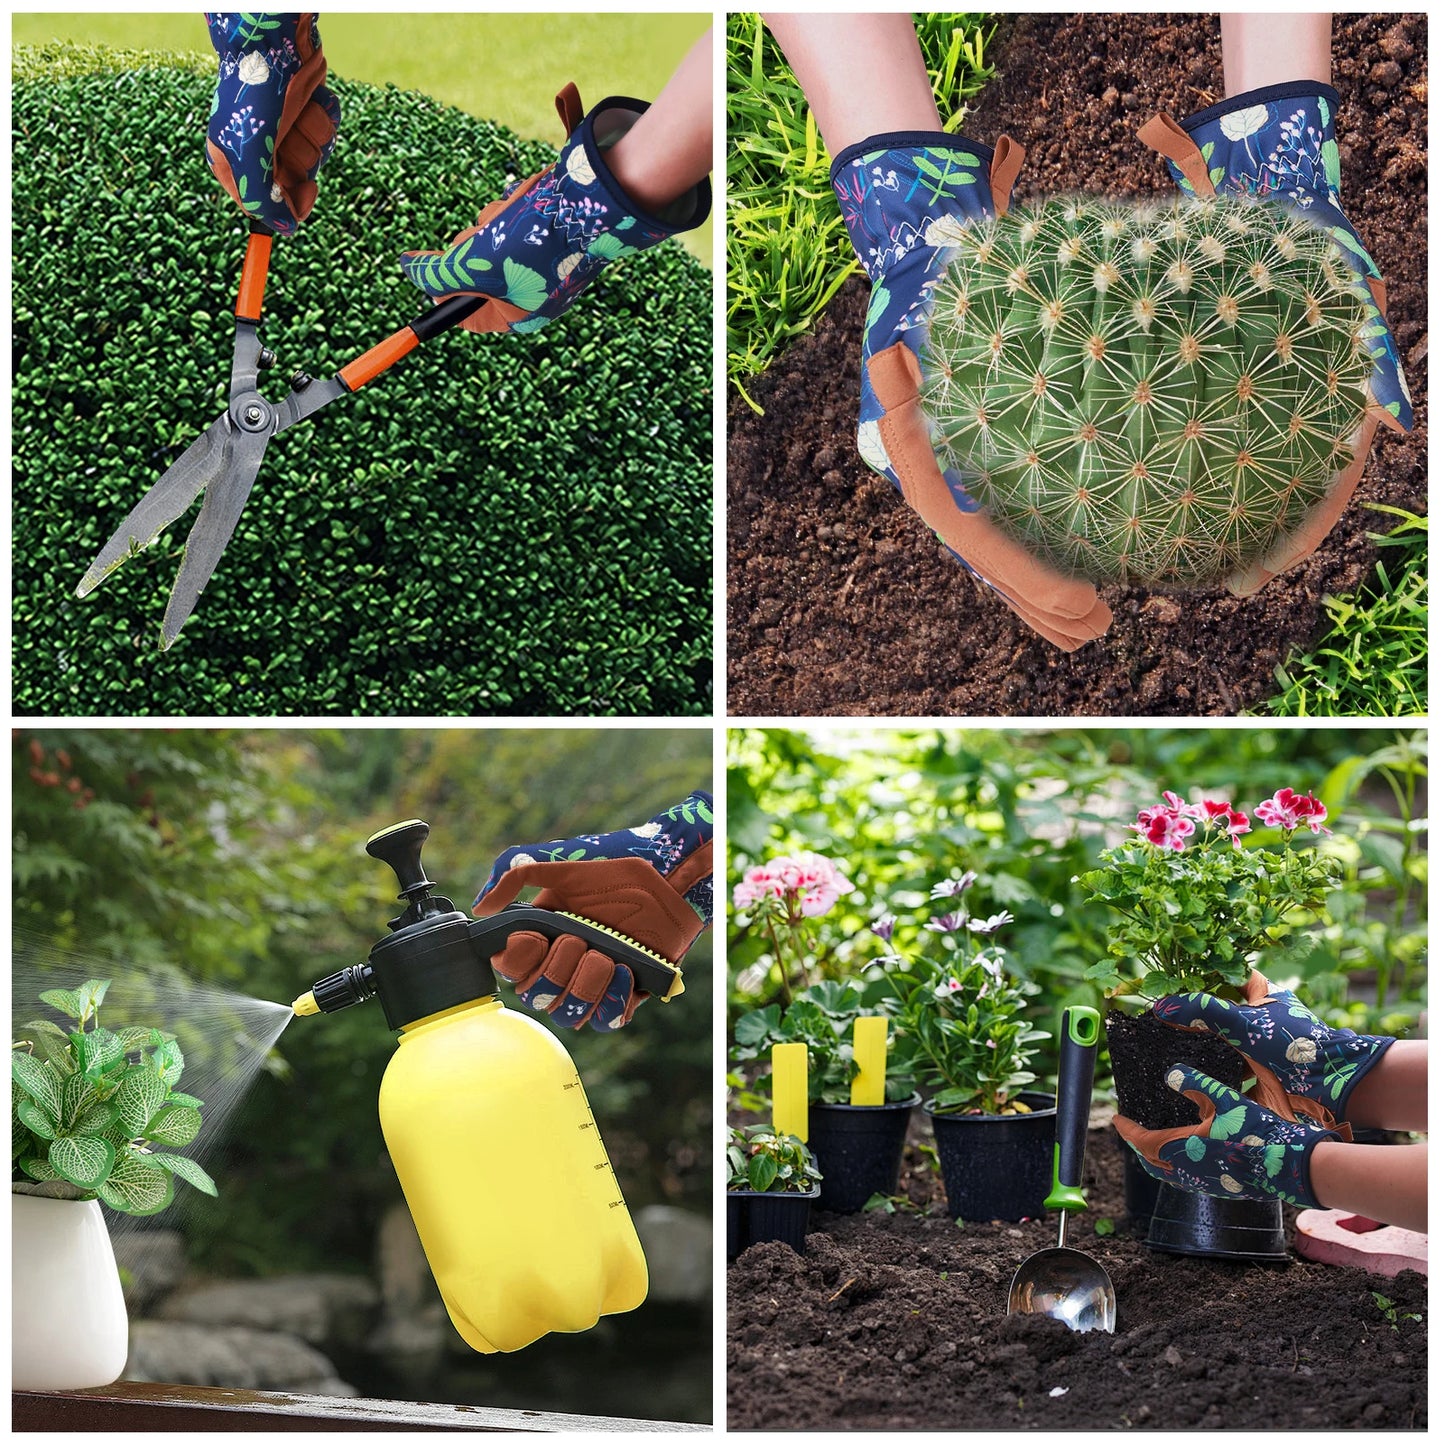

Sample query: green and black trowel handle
[293,820,680,1030]
[1044,1006,1101,1216]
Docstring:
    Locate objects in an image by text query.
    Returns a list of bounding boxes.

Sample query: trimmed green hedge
[14,50,712,715]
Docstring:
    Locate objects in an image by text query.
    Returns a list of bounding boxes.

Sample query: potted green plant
[874,879,1054,1221]
[12,979,217,1389]
[1080,788,1340,1259]
[733,979,919,1212]
[726,1123,823,1260]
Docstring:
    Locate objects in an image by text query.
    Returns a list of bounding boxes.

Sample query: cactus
[921,195,1373,586]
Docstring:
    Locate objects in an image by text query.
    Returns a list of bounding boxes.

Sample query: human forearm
[1344,1039,1428,1133]
[1309,1141,1427,1232]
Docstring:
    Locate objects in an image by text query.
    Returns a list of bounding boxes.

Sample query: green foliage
[14,51,710,715]
[726,1124,821,1195]
[1371,1291,1422,1329]
[1079,799,1341,1000]
[873,906,1049,1114]
[728,727,1427,1081]
[726,12,996,392]
[12,980,217,1214]
[732,981,914,1105]
[923,196,1372,585]
[1261,507,1427,718]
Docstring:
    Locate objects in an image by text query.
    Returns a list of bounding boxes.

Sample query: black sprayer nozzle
[293,963,373,1017]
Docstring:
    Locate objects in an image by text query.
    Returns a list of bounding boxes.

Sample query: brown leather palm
[1138,112,1403,598]
[473,847,712,968]
[869,344,1113,651]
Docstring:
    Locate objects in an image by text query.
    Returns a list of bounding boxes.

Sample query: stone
[111,1228,187,1313]
[634,1205,711,1304]
[158,1273,380,1349]
[125,1320,356,1395]
[1294,1210,1428,1277]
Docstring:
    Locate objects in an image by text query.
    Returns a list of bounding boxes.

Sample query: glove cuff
[577,96,712,237]
[830,133,1001,284]
[1332,1033,1396,1119]
[828,131,994,184]
[1177,80,1342,137]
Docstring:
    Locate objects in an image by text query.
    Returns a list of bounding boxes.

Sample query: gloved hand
[829,132,1112,652]
[473,791,712,1031]
[1153,970,1394,1129]
[400,85,710,335]
[1138,82,1411,594]
[205,12,340,236]
[1114,1063,1338,1208]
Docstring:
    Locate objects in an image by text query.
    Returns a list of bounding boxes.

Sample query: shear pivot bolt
[244,405,263,425]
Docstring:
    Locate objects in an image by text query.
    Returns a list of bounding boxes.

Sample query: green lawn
[12,12,712,265]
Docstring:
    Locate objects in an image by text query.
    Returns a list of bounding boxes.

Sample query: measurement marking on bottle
[578,1121,596,1131]
[562,1079,581,1090]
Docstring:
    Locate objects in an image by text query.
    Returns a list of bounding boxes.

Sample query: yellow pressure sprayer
[293,819,682,1354]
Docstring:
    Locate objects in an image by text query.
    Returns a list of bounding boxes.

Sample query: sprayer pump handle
[366,819,436,898]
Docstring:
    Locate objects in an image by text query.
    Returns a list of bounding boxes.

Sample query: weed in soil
[728,1127,1427,1429]
[726,12,1427,717]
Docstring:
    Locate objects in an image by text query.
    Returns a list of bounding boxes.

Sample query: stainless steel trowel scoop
[1008,1005,1117,1334]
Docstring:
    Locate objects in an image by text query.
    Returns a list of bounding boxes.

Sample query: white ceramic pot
[12,1193,129,1390]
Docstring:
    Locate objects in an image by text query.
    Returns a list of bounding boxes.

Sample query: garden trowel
[1007,1005,1116,1334]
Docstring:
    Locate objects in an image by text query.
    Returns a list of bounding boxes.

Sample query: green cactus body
[921,196,1373,586]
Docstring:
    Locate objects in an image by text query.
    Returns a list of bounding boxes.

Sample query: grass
[10,12,712,266]
[1256,507,1428,718]
[726,12,996,401]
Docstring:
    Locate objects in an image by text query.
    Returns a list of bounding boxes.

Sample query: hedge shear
[77,223,486,649]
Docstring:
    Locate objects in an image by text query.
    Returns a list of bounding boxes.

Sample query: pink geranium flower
[731,852,851,916]
[1130,801,1196,851]
[1200,798,1252,848]
[1255,788,1331,836]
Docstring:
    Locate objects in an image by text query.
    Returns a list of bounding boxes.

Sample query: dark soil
[727,12,1428,716]
[1106,1009,1247,1130]
[727,1128,1427,1429]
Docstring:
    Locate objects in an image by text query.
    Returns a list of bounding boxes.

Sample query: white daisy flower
[924,215,973,248]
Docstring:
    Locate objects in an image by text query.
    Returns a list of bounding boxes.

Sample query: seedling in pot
[12,979,216,1215]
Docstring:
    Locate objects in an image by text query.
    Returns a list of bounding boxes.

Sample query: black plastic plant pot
[726,1183,820,1261]
[807,1093,921,1213]
[1146,1181,1290,1262]
[926,1090,1056,1222]
[1116,1129,1161,1227]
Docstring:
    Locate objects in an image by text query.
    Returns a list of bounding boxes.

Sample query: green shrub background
[13,51,712,716]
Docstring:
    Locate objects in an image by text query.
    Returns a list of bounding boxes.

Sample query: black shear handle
[338,295,488,393]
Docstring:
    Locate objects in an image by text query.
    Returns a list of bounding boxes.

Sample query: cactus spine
[921,195,1373,586]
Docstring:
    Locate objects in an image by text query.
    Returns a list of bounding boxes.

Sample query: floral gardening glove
[1153,970,1394,1129]
[400,85,709,335]
[829,133,1111,652]
[1114,1064,1337,1208]
[206,12,340,235]
[473,791,713,1031]
[1138,83,1410,593]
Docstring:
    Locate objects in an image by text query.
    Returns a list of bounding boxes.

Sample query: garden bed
[727,1127,1427,1429]
[726,11,1427,716]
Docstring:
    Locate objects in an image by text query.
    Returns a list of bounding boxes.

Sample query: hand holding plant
[12,979,217,1215]
[1080,788,1341,1000]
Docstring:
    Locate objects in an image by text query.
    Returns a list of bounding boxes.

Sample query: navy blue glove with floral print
[401,86,709,335]
[206,12,340,235]
[1154,970,1393,1128]
[1141,83,1411,432]
[1114,1064,1334,1208]
[473,792,712,1031]
[828,133,1111,651]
